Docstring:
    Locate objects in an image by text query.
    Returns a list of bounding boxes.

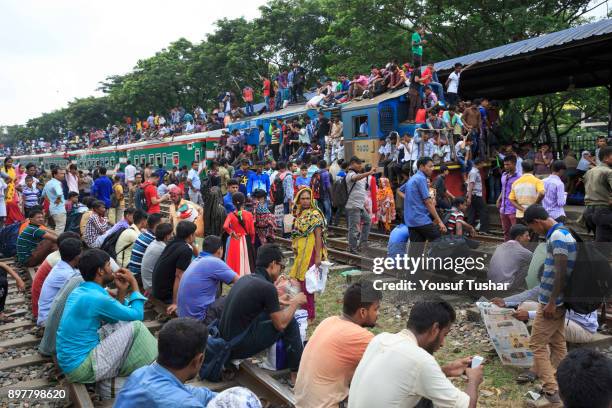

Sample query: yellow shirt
[113,184,125,208]
[508,173,545,218]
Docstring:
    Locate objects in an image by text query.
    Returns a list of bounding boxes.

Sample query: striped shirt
[16,224,47,263]
[22,186,41,208]
[128,230,155,275]
[508,173,545,218]
[83,214,110,248]
[542,174,566,220]
[446,207,465,235]
[539,225,576,305]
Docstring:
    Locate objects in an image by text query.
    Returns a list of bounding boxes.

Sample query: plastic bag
[261,339,287,371]
[304,261,332,294]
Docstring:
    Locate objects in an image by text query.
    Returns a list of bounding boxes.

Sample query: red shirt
[142,181,160,214]
[31,260,53,318]
[263,79,271,97]
[421,67,432,85]
[243,87,254,102]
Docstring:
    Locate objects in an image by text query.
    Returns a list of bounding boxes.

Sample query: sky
[0,0,267,126]
[1,1,608,126]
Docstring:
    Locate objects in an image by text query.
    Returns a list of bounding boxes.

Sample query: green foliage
[2,0,602,146]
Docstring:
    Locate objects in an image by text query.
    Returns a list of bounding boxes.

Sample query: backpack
[0,222,21,257]
[331,174,356,208]
[199,320,250,382]
[100,227,128,259]
[270,173,286,206]
[134,186,148,212]
[310,171,322,200]
[561,227,612,314]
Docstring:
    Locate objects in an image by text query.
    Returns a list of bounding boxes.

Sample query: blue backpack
[0,222,22,257]
[199,320,249,382]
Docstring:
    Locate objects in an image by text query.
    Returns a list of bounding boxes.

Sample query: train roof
[340,87,410,111]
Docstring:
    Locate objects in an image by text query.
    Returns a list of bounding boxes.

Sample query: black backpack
[100,227,128,259]
[331,174,356,208]
[0,222,21,257]
[270,174,286,206]
[561,227,612,314]
[134,186,148,212]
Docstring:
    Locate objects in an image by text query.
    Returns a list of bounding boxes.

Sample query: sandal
[516,370,537,384]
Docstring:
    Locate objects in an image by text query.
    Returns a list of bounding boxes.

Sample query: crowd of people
[0,26,611,408]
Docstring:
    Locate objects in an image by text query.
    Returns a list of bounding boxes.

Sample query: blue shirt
[37,260,79,326]
[234,169,254,195]
[177,255,237,321]
[388,224,410,258]
[92,176,113,208]
[539,224,577,305]
[246,172,270,195]
[43,178,66,215]
[115,363,217,408]
[56,282,147,373]
[400,171,432,227]
[295,176,310,188]
[128,230,155,275]
[224,193,235,214]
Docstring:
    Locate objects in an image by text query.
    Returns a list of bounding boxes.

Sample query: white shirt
[447,71,460,93]
[124,164,137,182]
[348,330,470,408]
[188,168,201,192]
[577,151,591,171]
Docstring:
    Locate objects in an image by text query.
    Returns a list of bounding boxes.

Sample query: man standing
[497,155,520,241]
[124,160,137,188]
[583,146,612,242]
[509,160,545,224]
[542,160,568,223]
[141,173,169,215]
[224,179,239,214]
[400,157,446,261]
[65,164,79,194]
[187,161,203,205]
[91,167,113,209]
[594,135,608,166]
[349,300,484,408]
[411,27,427,67]
[466,158,490,234]
[315,111,330,160]
[43,167,67,235]
[445,63,462,106]
[523,205,575,406]
[233,159,254,196]
[345,157,377,254]
[433,164,454,210]
[295,282,381,408]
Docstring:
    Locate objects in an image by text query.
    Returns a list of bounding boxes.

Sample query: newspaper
[476,298,534,367]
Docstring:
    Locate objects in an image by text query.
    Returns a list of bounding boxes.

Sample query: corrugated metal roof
[435,18,612,71]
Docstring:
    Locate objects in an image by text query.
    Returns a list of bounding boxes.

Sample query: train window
[110,157,115,166]
[172,152,179,166]
[155,153,162,166]
[162,153,168,166]
[353,115,369,138]
[134,156,139,166]
[379,105,394,135]
[96,160,100,167]
[194,149,201,162]
[149,154,154,164]
[141,155,146,164]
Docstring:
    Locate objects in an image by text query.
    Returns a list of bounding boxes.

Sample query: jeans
[245,102,254,116]
[264,96,270,112]
[413,53,422,67]
[457,157,473,174]
[428,81,445,103]
[347,208,371,252]
[446,92,459,106]
[318,198,332,225]
[487,173,501,204]
[467,194,489,233]
[258,145,266,161]
[229,313,304,372]
[584,206,612,242]
[332,206,344,226]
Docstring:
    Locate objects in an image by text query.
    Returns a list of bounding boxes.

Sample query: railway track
[0,257,295,408]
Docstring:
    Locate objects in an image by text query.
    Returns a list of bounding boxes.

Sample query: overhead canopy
[435,18,612,100]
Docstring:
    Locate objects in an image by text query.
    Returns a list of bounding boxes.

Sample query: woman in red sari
[223,192,255,277]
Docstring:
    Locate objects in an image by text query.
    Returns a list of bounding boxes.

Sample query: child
[252,189,276,250]
[446,197,476,236]
[295,165,310,190]
[22,175,40,217]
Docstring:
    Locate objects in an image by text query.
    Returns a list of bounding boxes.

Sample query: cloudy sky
[0,0,267,126]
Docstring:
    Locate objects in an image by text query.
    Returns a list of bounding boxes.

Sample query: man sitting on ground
[487,224,532,291]
[31,231,80,319]
[115,318,218,407]
[141,223,173,293]
[349,299,484,408]
[16,207,57,267]
[56,249,157,384]
[37,238,82,327]
[115,209,148,268]
[295,282,381,408]
[152,221,198,315]
[177,235,238,324]
[446,197,476,236]
[556,349,612,408]
[219,244,306,384]
[83,200,111,248]
[128,213,162,276]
